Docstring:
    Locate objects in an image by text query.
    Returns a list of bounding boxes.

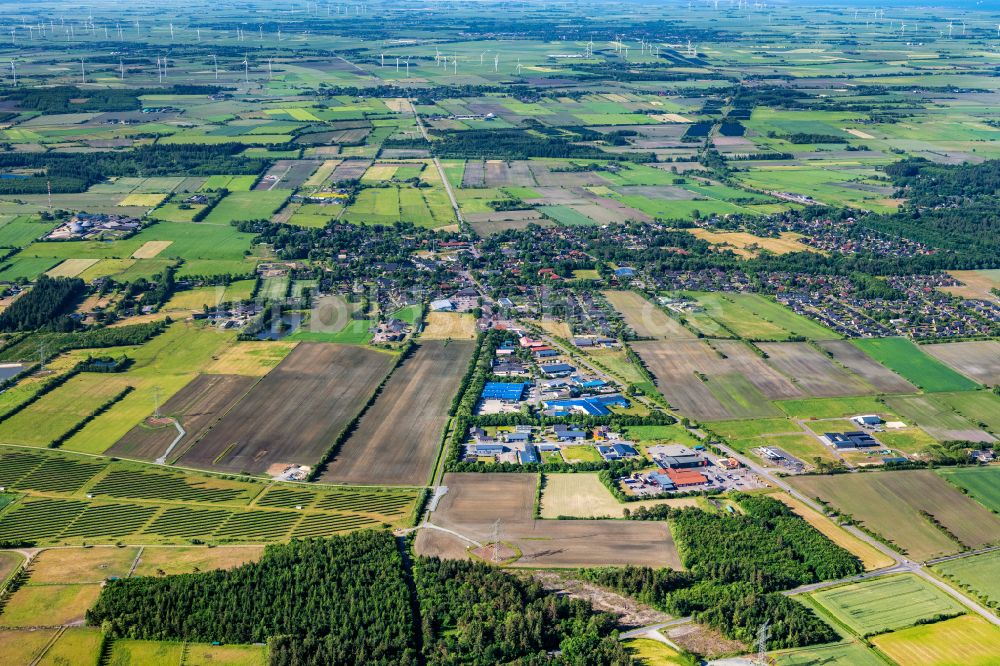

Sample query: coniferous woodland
[87,496,856,660]
[584,495,859,649]
[0,275,85,332]
[88,531,635,665]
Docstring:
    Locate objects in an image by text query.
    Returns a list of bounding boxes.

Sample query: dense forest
[88,532,419,665]
[863,158,1000,263]
[89,531,634,665]
[0,276,85,332]
[416,556,631,665]
[584,495,857,649]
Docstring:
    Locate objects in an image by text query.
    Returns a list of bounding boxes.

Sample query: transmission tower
[490,518,502,563]
[755,619,771,666]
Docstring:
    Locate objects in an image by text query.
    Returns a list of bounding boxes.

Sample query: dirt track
[110,374,257,462]
[415,473,681,569]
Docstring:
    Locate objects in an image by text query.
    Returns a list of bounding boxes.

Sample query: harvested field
[921,340,1000,386]
[45,258,99,278]
[321,340,473,486]
[110,374,258,462]
[788,470,1000,561]
[603,290,694,340]
[758,342,871,397]
[940,269,1000,303]
[131,240,173,259]
[30,546,139,583]
[688,229,817,258]
[770,492,894,571]
[420,312,477,339]
[416,473,680,568]
[816,340,916,394]
[540,473,699,519]
[131,545,264,576]
[178,343,395,474]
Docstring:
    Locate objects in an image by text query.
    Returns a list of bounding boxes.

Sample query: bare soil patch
[320,340,474,486]
[178,343,394,474]
[758,342,871,397]
[817,340,917,394]
[921,341,1000,386]
[416,473,680,568]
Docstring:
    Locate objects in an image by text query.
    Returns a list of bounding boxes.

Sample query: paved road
[411,108,464,226]
[715,440,1000,627]
[619,616,693,640]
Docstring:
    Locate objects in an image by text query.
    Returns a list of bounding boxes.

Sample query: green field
[852,338,981,393]
[685,292,839,341]
[936,467,1000,513]
[704,418,800,439]
[202,190,290,224]
[772,641,884,666]
[932,391,1000,436]
[933,551,1000,608]
[810,574,965,636]
[775,396,890,420]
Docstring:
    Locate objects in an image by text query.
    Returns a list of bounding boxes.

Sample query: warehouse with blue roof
[481,382,528,402]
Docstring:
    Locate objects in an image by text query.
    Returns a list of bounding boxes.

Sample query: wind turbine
[243,56,249,84]
[169,23,174,40]
[213,54,219,80]
[80,57,85,84]
[267,57,272,81]
[494,53,499,72]
[9,60,15,86]
[405,56,410,76]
